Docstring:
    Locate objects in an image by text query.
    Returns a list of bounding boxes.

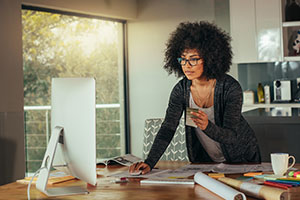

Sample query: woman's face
[180,49,204,80]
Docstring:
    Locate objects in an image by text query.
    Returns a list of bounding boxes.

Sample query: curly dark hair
[164,21,232,80]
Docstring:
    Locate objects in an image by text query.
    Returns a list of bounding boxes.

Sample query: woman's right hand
[129,162,151,175]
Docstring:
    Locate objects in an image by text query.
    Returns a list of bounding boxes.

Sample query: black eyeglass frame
[177,57,202,66]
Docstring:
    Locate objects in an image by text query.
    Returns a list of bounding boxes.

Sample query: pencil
[263,181,290,190]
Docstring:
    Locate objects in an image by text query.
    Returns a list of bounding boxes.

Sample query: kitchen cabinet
[230,0,282,63]
[229,0,257,63]
[281,0,300,61]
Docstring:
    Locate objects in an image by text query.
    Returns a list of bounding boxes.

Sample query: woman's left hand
[191,110,208,130]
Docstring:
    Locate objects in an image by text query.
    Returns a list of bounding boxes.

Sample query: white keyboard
[140,178,194,185]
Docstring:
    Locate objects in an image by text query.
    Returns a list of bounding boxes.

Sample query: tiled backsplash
[238,62,300,102]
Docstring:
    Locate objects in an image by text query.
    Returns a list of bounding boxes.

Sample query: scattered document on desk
[110,162,283,179]
[140,178,194,185]
[174,164,216,176]
[146,166,213,178]
[96,154,142,166]
[110,169,170,178]
[177,162,275,175]
[17,171,75,185]
[211,163,274,174]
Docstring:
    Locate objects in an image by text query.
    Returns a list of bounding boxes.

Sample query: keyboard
[140,178,194,185]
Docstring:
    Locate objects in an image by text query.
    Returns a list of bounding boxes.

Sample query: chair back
[143,118,188,161]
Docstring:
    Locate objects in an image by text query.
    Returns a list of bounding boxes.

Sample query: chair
[143,118,188,161]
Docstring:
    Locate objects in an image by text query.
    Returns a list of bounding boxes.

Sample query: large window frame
[22,5,131,174]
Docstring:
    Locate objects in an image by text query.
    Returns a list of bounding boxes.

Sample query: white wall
[128,0,217,158]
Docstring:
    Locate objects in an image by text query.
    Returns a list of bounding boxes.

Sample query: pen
[114,177,128,183]
[263,181,290,189]
[278,177,300,182]
[266,180,299,187]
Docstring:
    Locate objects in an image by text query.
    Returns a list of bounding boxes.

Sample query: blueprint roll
[194,172,246,200]
[218,177,288,200]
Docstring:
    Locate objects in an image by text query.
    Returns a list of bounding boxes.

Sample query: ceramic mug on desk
[271,153,296,176]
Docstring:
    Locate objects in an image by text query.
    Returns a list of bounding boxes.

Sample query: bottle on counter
[264,85,271,104]
[257,83,265,103]
[243,90,255,105]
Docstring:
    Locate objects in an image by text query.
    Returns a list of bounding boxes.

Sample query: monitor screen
[51,77,97,186]
[36,77,97,196]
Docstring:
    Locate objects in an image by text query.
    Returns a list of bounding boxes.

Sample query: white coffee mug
[271,153,296,176]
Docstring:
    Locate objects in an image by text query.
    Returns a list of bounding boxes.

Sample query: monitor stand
[36,126,89,196]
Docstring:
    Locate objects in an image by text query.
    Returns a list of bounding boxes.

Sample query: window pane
[22,9,126,174]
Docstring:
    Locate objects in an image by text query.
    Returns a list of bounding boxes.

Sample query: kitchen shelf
[282,21,300,27]
[284,56,300,61]
[281,0,300,60]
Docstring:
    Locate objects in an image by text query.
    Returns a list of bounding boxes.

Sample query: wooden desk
[0,161,299,200]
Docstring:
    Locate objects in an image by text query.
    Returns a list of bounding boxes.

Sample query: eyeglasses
[177,57,201,66]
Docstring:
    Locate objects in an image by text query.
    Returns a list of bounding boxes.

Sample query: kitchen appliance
[294,77,300,102]
[273,80,291,102]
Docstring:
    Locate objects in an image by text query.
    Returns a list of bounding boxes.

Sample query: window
[22,6,129,175]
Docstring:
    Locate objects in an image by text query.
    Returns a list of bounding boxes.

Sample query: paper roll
[194,172,246,200]
[218,177,288,200]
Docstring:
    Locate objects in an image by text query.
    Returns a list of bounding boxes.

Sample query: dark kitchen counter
[243,107,300,162]
[243,107,300,124]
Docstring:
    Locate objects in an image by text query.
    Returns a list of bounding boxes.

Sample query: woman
[130,21,261,175]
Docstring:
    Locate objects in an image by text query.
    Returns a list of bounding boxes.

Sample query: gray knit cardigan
[144,74,261,169]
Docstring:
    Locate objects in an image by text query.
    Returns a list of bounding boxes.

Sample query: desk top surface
[1,161,300,200]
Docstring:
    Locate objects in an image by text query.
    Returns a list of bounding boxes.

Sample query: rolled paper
[194,172,246,200]
[218,177,288,200]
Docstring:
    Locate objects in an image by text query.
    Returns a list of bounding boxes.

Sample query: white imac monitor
[36,77,97,196]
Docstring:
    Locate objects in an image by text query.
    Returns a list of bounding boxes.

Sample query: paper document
[211,163,274,174]
[17,171,75,185]
[97,154,142,166]
[109,169,170,178]
[177,162,275,175]
[140,178,194,185]
[147,168,198,179]
[174,164,216,176]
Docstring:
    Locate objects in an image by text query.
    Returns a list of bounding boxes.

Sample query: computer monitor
[36,77,97,196]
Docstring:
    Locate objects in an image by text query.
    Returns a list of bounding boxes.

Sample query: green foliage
[22,9,121,105]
